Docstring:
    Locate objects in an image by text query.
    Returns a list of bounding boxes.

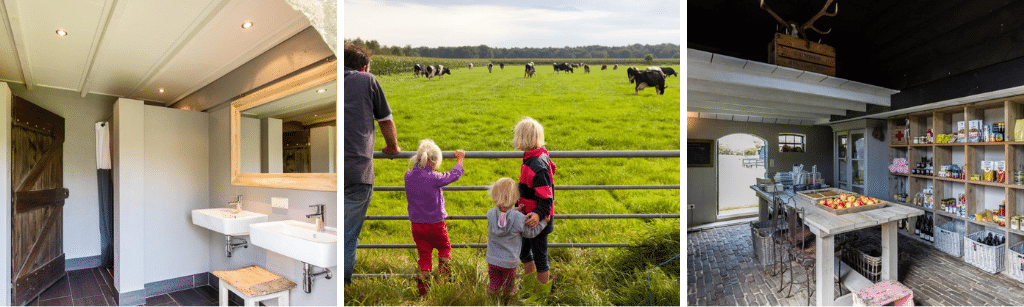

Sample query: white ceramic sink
[249,220,337,268]
[191,208,268,236]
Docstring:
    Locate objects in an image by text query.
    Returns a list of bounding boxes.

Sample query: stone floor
[687,223,1024,306]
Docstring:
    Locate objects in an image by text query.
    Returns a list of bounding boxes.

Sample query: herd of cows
[411,62,677,95]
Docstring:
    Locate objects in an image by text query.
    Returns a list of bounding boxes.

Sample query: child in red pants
[404,140,465,295]
[485,177,546,302]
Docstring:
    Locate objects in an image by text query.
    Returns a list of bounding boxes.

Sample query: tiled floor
[25,267,245,306]
[687,223,1024,306]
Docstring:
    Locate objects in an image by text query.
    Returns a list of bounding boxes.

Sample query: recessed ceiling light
[241,21,254,29]
[316,88,326,93]
[55,29,68,36]
[158,88,165,93]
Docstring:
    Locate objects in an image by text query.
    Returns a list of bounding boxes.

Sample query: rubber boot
[437,257,452,279]
[416,276,429,296]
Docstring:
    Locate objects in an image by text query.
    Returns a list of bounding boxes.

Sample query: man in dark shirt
[344,43,400,284]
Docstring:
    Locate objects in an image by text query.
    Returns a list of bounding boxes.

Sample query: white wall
[8,86,114,260]
[261,118,283,173]
[207,107,337,305]
[0,83,13,305]
[143,106,210,283]
[113,98,145,294]
[241,117,261,173]
[309,126,335,173]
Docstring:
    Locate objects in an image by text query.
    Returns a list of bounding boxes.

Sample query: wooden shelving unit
[886,96,1024,278]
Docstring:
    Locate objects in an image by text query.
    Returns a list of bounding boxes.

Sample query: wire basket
[964,230,1005,274]
[842,242,883,283]
[936,220,965,257]
[1009,242,1024,283]
[750,220,788,267]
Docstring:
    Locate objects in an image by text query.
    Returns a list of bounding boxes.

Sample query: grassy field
[345,59,681,305]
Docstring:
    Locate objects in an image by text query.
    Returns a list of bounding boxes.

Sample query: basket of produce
[964,230,1006,274]
[935,220,965,257]
[750,220,788,267]
[804,191,887,215]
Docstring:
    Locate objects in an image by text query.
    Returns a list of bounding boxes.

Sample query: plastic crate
[935,220,965,257]
[964,230,1005,274]
[750,220,788,267]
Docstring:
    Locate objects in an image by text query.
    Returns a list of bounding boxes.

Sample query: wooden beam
[686,106,823,122]
[76,0,120,97]
[689,60,892,106]
[688,90,849,115]
[14,188,68,213]
[687,100,833,119]
[2,0,34,89]
[688,78,868,112]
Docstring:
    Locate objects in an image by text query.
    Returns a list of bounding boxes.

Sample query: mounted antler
[760,0,838,39]
[801,0,837,36]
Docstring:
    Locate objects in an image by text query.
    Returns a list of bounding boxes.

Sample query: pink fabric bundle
[889,158,908,174]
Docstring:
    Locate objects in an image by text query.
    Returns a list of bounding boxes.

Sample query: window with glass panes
[779,133,806,152]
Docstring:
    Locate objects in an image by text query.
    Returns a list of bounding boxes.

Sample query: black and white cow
[584,64,590,74]
[601,64,608,70]
[425,65,451,80]
[553,63,573,74]
[525,62,536,78]
[469,63,474,70]
[499,63,505,69]
[627,68,666,95]
[613,64,619,70]
[571,63,580,68]
[414,64,425,77]
[659,67,678,77]
[488,63,493,73]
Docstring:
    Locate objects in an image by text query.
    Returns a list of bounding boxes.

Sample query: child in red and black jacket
[512,116,556,287]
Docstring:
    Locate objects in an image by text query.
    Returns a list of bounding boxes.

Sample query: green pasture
[346,60,681,305]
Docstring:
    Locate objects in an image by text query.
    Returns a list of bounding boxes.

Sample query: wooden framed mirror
[230,60,337,191]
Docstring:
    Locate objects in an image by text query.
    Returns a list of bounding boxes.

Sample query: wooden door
[11,96,68,306]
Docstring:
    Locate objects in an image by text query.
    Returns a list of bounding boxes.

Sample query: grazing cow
[488,63,493,73]
[553,63,573,74]
[525,62,536,78]
[499,63,505,69]
[601,64,608,70]
[571,63,579,68]
[414,64,425,77]
[659,67,678,77]
[469,63,474,70]
[425,65,451,81]
[646,66,663,74]
[584,64,590,74]
[626,68,666,95]
[613,64,619,70]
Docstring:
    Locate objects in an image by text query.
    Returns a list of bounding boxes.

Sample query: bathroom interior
[0,0,337,305]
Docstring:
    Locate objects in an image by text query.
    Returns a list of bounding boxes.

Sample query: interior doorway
[717,133,766,219]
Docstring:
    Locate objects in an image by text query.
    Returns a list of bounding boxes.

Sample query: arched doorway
[717,133,766,219]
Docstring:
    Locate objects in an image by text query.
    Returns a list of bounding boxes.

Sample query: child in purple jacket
[404,139,465,295]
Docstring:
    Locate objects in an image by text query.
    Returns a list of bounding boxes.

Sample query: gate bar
[373,184,679,191]
[374,150,680,159]
[364,213,680,220]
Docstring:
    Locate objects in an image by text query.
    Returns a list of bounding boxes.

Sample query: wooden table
[751,186,925,306]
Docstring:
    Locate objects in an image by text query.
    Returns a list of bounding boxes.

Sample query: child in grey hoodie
[486,177,547,298]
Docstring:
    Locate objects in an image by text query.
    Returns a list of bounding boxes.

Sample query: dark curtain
[98,169,113,268]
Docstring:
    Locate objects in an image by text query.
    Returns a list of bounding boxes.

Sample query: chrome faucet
[227,195,242,213]
[306,204,326,232]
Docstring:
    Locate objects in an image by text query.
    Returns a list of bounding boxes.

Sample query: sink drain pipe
[303,263,332,293]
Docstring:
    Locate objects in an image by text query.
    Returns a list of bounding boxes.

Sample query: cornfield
[367,55,681,76]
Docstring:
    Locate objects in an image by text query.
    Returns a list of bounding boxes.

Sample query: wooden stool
[853,280,914,306]
[212,266,297,306]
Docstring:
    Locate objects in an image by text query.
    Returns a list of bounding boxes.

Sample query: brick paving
[687,223,1024,306]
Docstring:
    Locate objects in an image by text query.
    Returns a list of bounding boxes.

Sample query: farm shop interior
[688,0,1024,306]
[0,0,337,305]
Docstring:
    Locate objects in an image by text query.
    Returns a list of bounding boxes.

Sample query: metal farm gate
[353,150,681,278]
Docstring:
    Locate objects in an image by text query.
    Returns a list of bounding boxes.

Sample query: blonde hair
[409,139,442,170]
[512,116,545,151]
[488,177,519,210]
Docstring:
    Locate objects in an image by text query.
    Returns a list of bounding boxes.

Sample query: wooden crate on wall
[768,33,836,76]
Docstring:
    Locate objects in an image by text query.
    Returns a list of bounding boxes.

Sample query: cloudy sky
[343,0,680,48]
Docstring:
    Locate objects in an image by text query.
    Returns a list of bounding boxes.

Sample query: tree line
[344,38,680,59]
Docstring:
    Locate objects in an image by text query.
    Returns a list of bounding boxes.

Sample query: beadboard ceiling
[0,0,311,105]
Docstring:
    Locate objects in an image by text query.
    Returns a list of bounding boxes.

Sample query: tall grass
[369,55,681,76]
[346,61,681,305]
